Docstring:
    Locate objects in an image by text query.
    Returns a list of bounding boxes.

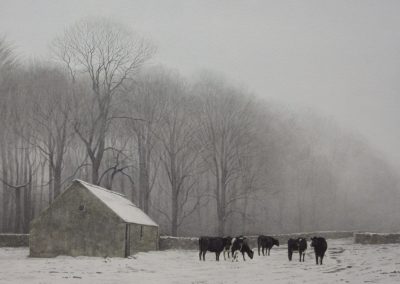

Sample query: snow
[75,180,158,227]
[1,238,400,283]
[161,236,199,240]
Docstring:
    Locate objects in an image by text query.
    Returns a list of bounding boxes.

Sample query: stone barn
[29,179,159,257]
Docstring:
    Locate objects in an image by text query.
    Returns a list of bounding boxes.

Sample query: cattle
[231,236,254,261]
[198,236,232,261]
[223,236,233,260]
[310,237,328,265]
[288,238,307,262]
[257,235,280,256]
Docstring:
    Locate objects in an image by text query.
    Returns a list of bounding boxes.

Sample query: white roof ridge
[74,179,127,198]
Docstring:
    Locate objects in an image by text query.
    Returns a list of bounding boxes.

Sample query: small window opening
[140,226,143,239]
[78,204,86,212]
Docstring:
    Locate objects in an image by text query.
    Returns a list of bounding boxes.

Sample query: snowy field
[1,238,400,283]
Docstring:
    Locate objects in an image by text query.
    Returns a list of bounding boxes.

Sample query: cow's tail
[257,237,261,256]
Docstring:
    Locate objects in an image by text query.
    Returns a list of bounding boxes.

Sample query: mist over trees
[1,20,399,236]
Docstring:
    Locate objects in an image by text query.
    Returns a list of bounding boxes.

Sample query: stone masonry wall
[0,234,29,247]
[354,233,400,244]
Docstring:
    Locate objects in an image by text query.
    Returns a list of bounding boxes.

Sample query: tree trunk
[48,157,54,204]
[7,149,15,232]
[23,146,31,233]
[137,127,151,213]
[53,165,62,198]
[170,151,178,237]
[171,191,178,236]
[1,139,9,232]
[15,188,21,233]
[91,159,100,186]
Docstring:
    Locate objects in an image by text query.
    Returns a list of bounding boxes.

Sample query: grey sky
[1,0,400,170]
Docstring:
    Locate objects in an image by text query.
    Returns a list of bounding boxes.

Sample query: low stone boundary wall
[160,231,354,250]
[354,233,400,244]
[159,236,199,250]
[0,234,29,247]
[0,231,365,249]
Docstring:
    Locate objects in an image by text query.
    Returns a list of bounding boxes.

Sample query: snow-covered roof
[74,180,158,227]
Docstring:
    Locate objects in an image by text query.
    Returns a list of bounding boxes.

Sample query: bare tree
[0,37,18,231]
[125,68,169,212]
[154,74,201,236]
[194,75,255,235]
[52,18,155,185]
[27,65,73,200]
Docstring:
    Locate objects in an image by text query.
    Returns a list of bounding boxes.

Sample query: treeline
[1,19,399,236]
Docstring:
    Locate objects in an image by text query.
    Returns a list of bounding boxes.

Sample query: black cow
[198,236,232,261]
[231,236,254,261]
[257,235,280,256]
[288,238,307,262]
[310,237,328,265]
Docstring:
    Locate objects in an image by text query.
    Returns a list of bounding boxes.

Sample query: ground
[0,238,400,283]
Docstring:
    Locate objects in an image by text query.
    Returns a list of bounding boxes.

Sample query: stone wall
[159,236,199,250]
[0,234,29,247]
[354,233,400,244]
[159,231,354,250]
[8,231,399,250]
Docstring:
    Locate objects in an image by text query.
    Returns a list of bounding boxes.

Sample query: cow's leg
[258,244,260,256]
[302,252,305,262]
[320,255,324,265]
[242,251,246,261]
[202,251,206,261]
[233,251,239,262]
[199,250,202,261]
[315,254,318,265]
[216,252,220,261]
[223,249,226,260]
[288,250,292,261]
[268,248,270,256]
[299,251,302,262]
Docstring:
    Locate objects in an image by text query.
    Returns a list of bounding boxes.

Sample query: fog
[0,1,400,235]
[1,0,400,170]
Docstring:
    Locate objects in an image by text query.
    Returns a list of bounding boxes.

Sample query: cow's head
[247,248,254,259]
[241,242,254,259]
[310,237,317,247]
[273,238,280,247]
